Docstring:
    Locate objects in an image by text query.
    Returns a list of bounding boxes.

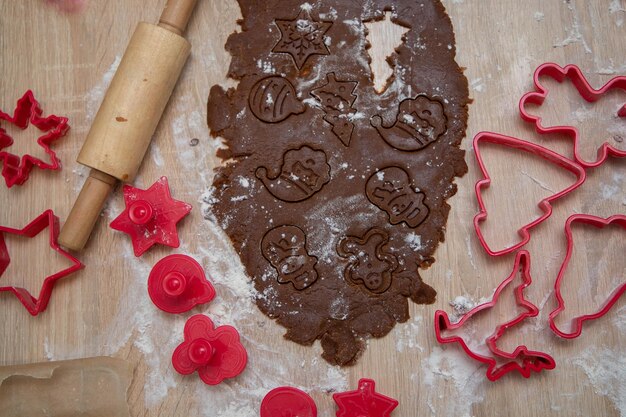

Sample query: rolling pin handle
[158,0,199,35]
[58,169,118,251]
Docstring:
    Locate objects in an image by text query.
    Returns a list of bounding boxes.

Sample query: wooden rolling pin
[58,0,198,251]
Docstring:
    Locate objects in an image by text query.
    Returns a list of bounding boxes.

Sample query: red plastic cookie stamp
[0,210,83,315]
[110,176,192,257]
[172,314,247,385]
[333,378,398,417]
[549,214,626,339]
[148,254,215,314]
[260,387,317,417]
[434,251,555,381]
[473,132,586,256]
[520,63,626,168]
[0,90,70,187]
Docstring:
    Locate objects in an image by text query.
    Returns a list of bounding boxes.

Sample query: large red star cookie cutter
[0,90,70,188]
[260,387,317,417]
[333,378,399,417]
[172,314,247,385]
[434,251,556,381]
[549,214,626,339]
[519,63,626,168]
[110,176,192,257]
[473,132,586,256]
[148,254,216,314]
[0,210,84,315]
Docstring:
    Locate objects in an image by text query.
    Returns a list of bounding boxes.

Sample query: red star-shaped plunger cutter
[333,378,399,417]
[0,210,84,315]
[172,314,247,385]
[0,90,70,188]
[110,176,192,256]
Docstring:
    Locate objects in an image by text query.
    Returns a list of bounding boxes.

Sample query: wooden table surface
[1,1,624,416]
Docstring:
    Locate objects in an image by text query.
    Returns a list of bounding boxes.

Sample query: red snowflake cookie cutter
[0,210,84,315]
[434,251,556,381]
[549,214,626,339]
[172,314,247,385]
[333,378,398,417]
[260,387,317,417]
[519,63,626,168]
[0,90,70,187]
[148,254,216,314]
[110,176,192,256]
[473,132,586,257]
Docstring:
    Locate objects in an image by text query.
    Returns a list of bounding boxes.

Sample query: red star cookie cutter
[473,132,586,256]
[172,314,247,385]
[519,63,626,168]
[549,214,626,339]
[148,254,216,314]
[0,90,70,188]
[434,251,556,381]
[333,378,398,417]
[110,176,192,257]
[260,387,317,417]
[0,210,84,316]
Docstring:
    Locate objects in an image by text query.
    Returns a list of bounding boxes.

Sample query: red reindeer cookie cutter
[434,251,556,381]
[0,90,70,187]
[473,132,586,256]
[549,214,626,339]
[172,314,247,385]
[519,63,626,168]
[0,210,84,315]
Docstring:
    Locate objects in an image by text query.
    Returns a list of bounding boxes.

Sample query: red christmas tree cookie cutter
[172,314,247,385]
[260,387,317,417]
[333,378,399,417]
[473,132,586,256]
[434,251,556,381]
[0,210,84,315]
[110,176,192,257]
[519,63,626,168]
[148,254,215,314]
[549,214,626,339]
[0,90,70,187]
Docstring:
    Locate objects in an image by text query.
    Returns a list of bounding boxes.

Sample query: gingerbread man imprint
[262,225,319,290]
[337,228,398,294]
[371,95,447,151]
[256,145,331,202]
[272,9,332,69]
[366,166,429,228]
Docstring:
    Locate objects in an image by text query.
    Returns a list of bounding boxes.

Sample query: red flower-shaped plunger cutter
[148,254,215,314]
[260,387,317,417]
[172,314,247,385]
[110,177,192,256]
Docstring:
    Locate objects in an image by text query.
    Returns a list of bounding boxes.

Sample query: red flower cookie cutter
[333,378,399,417]
[110,176,192,257]
[519,63,626,168]
[549,214,626,339]
[172,314,247,385]
[0,90,70,187]
[148,254,216,314]
[0,210,84,315]
[260,387,317,417]
[434,251,556,381]
[473,132,586,256]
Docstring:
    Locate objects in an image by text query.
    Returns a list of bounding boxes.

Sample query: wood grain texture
[0,1,624,416]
